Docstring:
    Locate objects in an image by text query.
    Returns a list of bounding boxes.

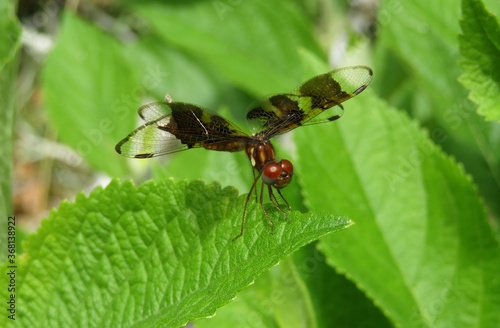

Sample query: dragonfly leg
[233,170,262,241]
[276,189,291,210]
[260,181,274,234]
[268,186,287,215]
[251,169,258,202]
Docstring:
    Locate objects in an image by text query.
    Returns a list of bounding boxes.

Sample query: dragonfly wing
[115,112,188,158]
[116,102,250,158]
[247,66,373,137]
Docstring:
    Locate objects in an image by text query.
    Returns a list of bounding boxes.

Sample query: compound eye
[262,163,282,185]
[280,159,293,175]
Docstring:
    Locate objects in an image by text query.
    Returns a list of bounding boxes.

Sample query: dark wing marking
[115,102,250,158]
[247,66,373,138]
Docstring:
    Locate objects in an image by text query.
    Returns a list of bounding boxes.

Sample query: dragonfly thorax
[245,140,276,172]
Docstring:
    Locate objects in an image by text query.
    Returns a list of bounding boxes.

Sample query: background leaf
[0,0,20,72]
[10,0,500,327]
[43,12,137,176]
[374,0,500,236]
[196,244,391,328]
[0,0,20,260]
[0,179,350,328]
[296,90,500,327]
[459,0,500,122]
[129,1,324,96]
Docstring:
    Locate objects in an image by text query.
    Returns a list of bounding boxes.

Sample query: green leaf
[126,34,224,109]
[195,244,391,328]
[196,257,317,328]
[375,0,500,231]
[0,179,351,327]
[290,244,391,327]
[459,0,500,121]
[295,91,500,327]
[42,12,136,176]
[0,0,20,260]
[0,0,20,72]
[129,1,324,96]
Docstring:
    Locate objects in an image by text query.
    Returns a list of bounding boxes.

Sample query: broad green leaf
[0,179,351,328]
[0,0,20,72]
[0,0,20,260]
[459,0,500,121]
[196,258,317,328]
[196,244,391,328]
[296,91,500,327]
[290,244,392,328]
[126,34,225,110]
[129,1,324,96]
[375,0,500,230]
[43,12,136,176]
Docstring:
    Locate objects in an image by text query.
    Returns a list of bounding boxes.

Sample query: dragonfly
[115,66,373,240]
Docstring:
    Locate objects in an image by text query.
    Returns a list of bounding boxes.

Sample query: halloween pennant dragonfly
[115,66,373,239]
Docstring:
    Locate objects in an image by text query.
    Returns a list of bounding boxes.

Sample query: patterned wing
[115,102,250,158]
[247,66,373,137]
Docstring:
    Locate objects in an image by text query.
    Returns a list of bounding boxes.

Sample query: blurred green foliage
[2,0,500,327]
